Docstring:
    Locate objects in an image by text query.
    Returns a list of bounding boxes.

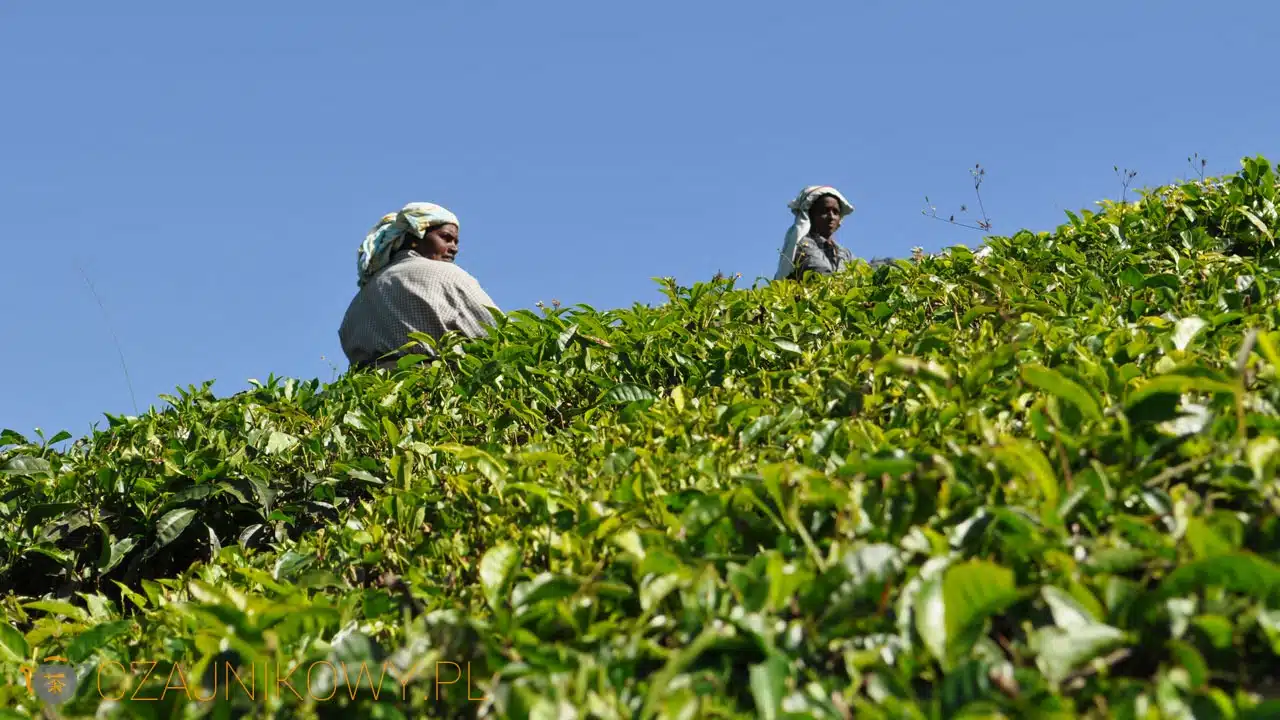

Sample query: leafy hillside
[4,156,1280,719]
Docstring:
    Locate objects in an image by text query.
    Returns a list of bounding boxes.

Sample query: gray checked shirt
[792,235,853,278]
[338,249,500,369]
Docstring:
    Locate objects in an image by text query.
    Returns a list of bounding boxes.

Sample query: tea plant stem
[1053,433,1074,492]
[1144,452,1217,489]
[1236,394,1248,445]
[1063,648,1132,691]
[1235,329,1258,444]
[788,506,828,573]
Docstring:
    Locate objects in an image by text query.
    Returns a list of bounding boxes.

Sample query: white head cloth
[357,202,460,287]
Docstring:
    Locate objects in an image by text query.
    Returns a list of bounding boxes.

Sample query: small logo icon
[20,655,78,706]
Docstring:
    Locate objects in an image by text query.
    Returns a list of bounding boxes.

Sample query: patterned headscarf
[773,185,855,281]
[357,202,460,287]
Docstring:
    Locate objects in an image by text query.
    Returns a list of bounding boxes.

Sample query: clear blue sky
[2,1,1276,442]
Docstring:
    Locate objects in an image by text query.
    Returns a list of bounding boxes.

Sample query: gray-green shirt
[792,235,853,278]
[338,249,500,369]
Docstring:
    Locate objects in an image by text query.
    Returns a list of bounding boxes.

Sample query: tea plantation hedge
[5,157,1280,718]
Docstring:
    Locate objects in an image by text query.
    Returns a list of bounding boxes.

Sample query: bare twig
[1188,153,1208,183]
[971,163,992,230]
[921,211,988,232]
[921,163,994,233]
[1114,166,1139,204]
[76,262,140,415]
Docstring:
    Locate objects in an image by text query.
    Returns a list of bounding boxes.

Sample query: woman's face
[415,223,459,261]
[808,195,843,239]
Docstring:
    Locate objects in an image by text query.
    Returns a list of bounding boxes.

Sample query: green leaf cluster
[4,156,1280,718]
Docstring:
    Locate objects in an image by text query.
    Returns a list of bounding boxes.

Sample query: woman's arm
[374,259,499,348]
[439,268,502,338]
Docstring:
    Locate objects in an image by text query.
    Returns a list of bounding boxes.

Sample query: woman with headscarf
[773,185,856,281]
[338,202,501,370]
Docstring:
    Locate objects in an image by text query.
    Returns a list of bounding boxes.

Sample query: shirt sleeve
[440,267,502,336]
[838,245,854,267]
[398,261,501,340]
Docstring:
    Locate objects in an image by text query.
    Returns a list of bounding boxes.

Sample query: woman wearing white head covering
[774,185,856,281]
[339,202,502,370]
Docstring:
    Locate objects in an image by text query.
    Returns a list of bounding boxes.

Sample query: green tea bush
[4,157,1280,719]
